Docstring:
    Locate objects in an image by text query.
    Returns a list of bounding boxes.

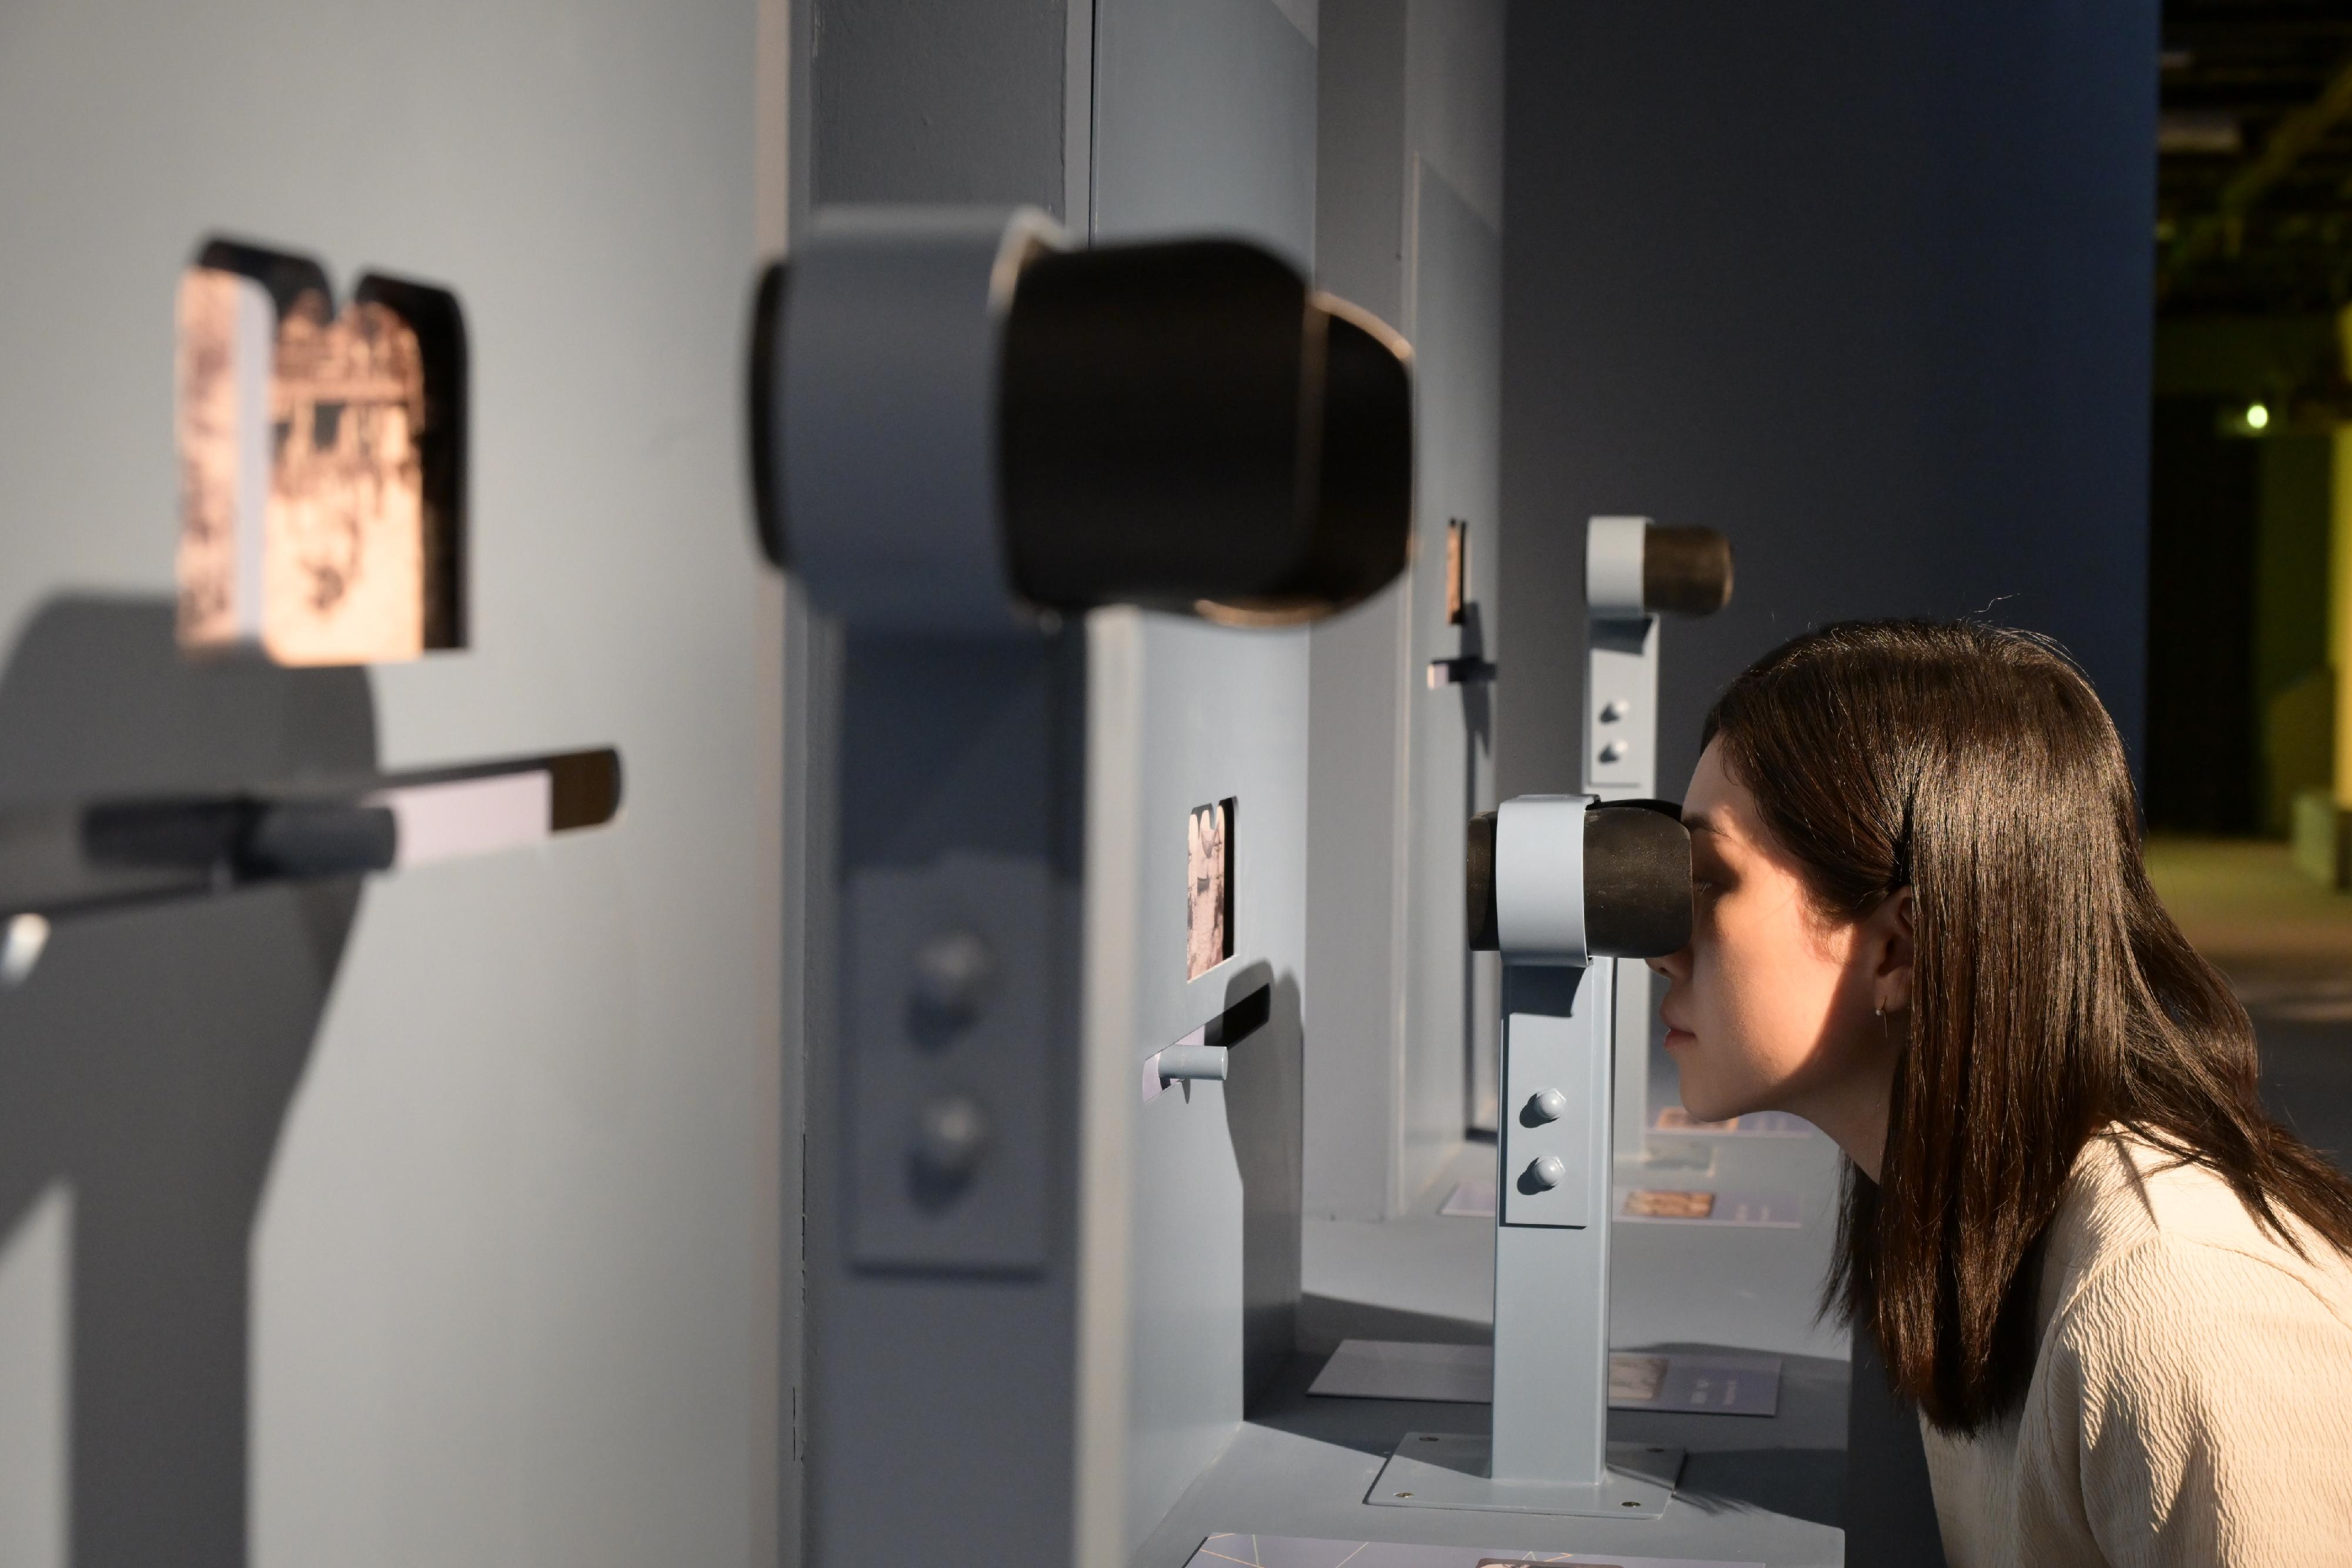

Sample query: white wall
[0,4,786,1563]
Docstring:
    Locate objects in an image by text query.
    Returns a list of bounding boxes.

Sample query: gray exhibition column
[809,626,1088,1551]
[797,9,1086,1559]
[778,216,1087,1545]
[796,8,1368,1563]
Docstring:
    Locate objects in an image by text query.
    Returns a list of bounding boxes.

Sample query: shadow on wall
[0,597,372,1568]
[1221,964,1302,1409]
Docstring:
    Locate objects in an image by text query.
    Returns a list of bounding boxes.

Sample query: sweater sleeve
[2020,1237,2352,1568]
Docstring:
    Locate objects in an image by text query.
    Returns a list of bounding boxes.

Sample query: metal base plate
[1368,1433,1682,1519]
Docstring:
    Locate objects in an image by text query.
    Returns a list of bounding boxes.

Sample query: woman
[1646,620,2352,1566]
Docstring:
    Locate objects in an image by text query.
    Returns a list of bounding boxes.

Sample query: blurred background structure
[2142,0,2352,1164]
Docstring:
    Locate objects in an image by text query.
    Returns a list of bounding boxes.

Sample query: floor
[2146,836,2352,1163]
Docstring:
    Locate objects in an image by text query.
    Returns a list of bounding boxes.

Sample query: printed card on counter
[1185,1535,1762,1567]
[1615,1187,1801,1228]
[1307,1339,1781,1416]
[1606,1350,1782,1416]
[1651,1106,1815,1137]
[1438,1179,1496,1218]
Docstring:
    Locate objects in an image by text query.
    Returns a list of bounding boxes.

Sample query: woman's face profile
[1648,740,1906,1130]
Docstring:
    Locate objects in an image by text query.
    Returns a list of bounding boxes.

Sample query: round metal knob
[912,1094,991,1191]
[1598,740,1626,764]
[1525,1154,1567,1191]
[1525,1088,1568,1125]
[912,928,995,1023]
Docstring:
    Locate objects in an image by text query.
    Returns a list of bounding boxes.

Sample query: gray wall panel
[1107,616,1309,1550]
[1401,161,1504,1183]
[1312,0,1408,329]
[1304,0,1411,1224]
[814,0,1071,215]
[1406,1,1505,233]
[1303,0,1505,1221]
[0,3,781,1563]
[1093,0,1319,265]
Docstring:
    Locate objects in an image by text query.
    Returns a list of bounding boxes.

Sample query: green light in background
[2247,402,2271,430]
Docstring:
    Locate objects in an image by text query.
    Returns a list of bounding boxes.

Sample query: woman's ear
[1873,887,1915,1014]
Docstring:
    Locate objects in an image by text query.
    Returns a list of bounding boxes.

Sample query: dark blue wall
[1498,2,2160,807]
[1496,6,2159,1558]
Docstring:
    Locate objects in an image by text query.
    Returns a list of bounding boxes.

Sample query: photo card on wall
[1186,797,1235,980]
[1445,517,1468,624]
[175,236,467,666]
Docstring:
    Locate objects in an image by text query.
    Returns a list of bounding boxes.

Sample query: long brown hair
[1703,619,2352,1435]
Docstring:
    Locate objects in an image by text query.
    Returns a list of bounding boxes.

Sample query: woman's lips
[1663,1026,1696,1051]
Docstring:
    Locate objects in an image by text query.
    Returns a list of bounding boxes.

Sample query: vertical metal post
[1489,961,1612,1487]
[1375,788,1674,1516]
[1584,518,1662,1159]
[1378,510,1720,1517]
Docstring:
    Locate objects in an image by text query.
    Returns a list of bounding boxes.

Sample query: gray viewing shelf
[1134,1132,1851,1567]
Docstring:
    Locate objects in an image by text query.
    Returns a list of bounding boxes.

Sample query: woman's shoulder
[2012,1138,2352,1563]
[2042,1128,2352,1335]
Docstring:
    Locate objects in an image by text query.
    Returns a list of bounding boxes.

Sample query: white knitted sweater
[1921,1130,2352,1567]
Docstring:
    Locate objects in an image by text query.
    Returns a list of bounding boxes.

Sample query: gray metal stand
[1585,516,1668,1159]
[1370,937,1669,1516]
[1366,517,1732,1520]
